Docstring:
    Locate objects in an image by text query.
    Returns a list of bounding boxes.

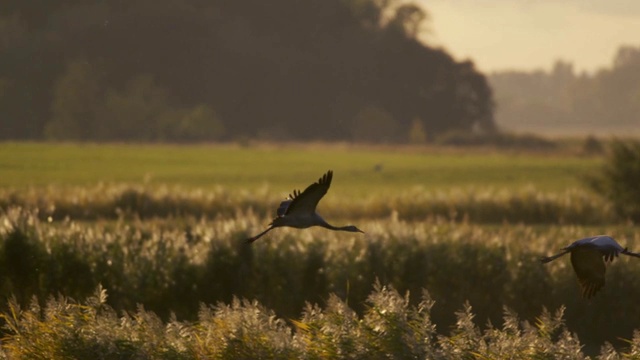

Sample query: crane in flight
[540,235,640,298]
[246,170,364,243]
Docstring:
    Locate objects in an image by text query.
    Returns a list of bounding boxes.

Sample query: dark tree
[1,0,495,142]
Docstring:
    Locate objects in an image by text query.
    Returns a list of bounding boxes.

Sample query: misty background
[1,0,639,143]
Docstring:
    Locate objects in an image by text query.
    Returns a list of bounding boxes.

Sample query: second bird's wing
[570,247,606,299]
[284,170,333,216]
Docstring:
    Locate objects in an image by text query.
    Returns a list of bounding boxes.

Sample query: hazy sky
[418,0,640,73]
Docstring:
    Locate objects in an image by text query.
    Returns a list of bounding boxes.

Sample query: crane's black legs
[246,226,274,244]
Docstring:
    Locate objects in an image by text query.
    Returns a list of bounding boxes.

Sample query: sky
[418,0,640,74]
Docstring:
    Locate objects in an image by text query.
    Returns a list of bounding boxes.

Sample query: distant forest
[490,46,640,136]
[0,0,495,143]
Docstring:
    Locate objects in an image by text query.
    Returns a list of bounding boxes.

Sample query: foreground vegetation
[1,206,639,357]
[3,284,639,359]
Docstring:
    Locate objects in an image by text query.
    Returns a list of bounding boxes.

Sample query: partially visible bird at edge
[540,235,640,299]
[246,170,364,243]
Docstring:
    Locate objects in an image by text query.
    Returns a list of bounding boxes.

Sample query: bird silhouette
[246,170,364,243]
[540,235,640,298]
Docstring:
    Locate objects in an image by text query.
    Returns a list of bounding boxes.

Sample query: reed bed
[1,284,638,359]
[0,183,617,224]
[1,205,639,357]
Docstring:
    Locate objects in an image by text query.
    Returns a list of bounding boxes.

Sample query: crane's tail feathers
[581,282,600,299]
[246,227,274,244]
[540,251,568,264]
[622,248,640,258]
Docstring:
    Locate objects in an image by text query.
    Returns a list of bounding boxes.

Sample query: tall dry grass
[1,205,639,355]
[2,284,639,359]
[0,184,618,224]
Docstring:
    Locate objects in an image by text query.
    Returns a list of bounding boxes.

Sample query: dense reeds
[0,183,617,224]
[1,198,639,357]
[1,284,638,359]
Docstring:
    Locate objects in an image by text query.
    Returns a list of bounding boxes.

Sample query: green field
[0,142,601,195]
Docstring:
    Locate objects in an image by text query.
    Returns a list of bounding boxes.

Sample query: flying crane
[246,170,364,243]
[540,235,640,298]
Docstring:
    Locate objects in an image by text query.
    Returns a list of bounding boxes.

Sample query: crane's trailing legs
[246,226,275,244]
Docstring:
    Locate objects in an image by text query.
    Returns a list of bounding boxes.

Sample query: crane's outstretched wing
[570,247,606,299]
[282,171,333,216]
[276,198,293,217]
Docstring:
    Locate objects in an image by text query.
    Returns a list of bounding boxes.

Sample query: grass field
[0,142,602,195]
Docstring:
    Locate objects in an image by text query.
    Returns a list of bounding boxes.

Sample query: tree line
[0,0,495,143]
[489,46,640,135]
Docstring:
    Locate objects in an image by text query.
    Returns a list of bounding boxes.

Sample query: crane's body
[246,170,364,243]
[541,235,640,298]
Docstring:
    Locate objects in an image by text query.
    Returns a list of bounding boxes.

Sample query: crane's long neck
[325,224,351,231]
[320,220,360,233]
[540,250,569,263]
[623,249,640,258]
